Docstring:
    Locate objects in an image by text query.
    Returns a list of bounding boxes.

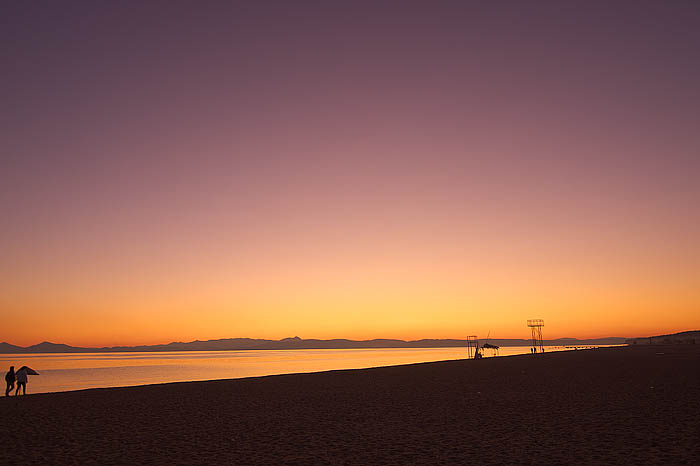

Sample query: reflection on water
[1,346,597,394]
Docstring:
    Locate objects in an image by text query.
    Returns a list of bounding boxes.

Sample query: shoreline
[3,344,698,465]
[2,345,618,396]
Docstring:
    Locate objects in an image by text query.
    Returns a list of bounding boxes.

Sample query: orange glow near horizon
[3,219,698,347]
[2,168,699,347]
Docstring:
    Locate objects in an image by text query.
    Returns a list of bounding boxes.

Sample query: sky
[1,1,699,347]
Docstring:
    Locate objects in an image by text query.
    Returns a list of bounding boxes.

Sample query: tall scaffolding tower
[527,319,544,353]
[466,335,480,359]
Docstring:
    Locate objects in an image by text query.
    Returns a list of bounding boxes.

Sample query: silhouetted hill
[27,341,85,353]
[626,330,699,345]
[0,336,627,353]
[0,342,23,353]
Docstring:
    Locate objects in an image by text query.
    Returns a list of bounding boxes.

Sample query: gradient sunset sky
[2,1,699,347]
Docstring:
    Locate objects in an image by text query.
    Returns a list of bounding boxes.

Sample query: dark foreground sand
[2,345,698,465]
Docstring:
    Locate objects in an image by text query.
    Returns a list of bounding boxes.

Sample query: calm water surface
[1,346,598,394]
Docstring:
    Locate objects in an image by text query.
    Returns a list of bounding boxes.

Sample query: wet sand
[2,345,698,465]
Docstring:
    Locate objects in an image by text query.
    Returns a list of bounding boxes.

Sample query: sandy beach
[2,345,698,465]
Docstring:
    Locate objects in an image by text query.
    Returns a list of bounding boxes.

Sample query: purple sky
[1,1,699,345]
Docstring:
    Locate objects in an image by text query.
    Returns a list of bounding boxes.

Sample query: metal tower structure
[527,319,544,353]
[466,335,480,359]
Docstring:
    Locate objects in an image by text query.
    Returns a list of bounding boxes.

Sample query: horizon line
[1,334,642,349]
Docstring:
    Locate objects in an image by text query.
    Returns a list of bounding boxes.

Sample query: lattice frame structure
[527,319,544,353]
[466,335,479,359]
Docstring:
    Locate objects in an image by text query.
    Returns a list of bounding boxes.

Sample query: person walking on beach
[4,366,15,396]
[15,367,27,395]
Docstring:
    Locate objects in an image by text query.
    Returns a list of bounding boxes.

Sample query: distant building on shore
[626,330,699,345]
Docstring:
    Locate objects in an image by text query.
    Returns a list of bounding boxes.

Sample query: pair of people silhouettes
[5,366,28,396]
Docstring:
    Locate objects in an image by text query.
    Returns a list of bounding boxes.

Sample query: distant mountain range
[0,336,628,354]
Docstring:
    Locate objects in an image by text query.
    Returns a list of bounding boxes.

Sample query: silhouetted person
[4,366,14,396]
[15,367,27,395]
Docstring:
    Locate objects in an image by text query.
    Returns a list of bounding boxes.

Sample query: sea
[2,345,603,394]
